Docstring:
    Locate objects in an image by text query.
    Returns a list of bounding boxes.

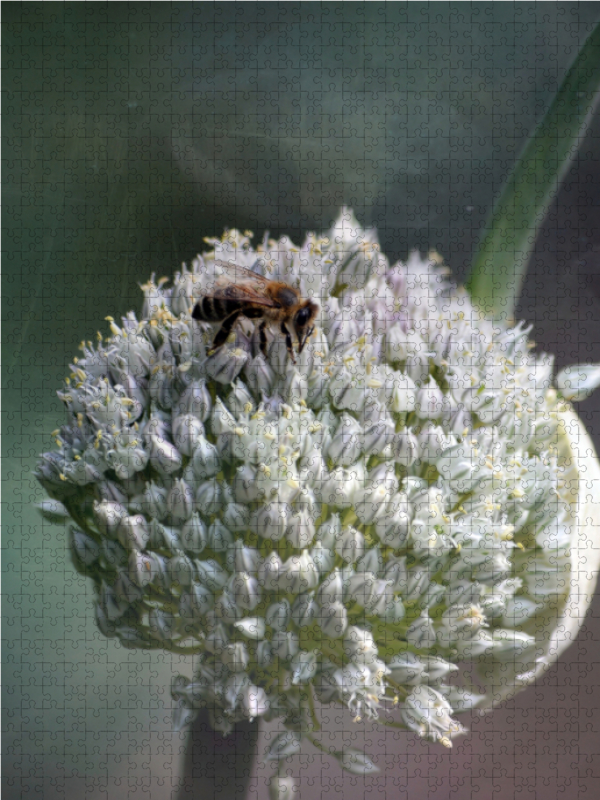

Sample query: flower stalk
[466,22,600,320]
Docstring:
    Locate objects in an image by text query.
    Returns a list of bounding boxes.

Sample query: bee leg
[281,322,296,364]
[298,326,315,354]
[258,321,268,359]
[210,310,243,353]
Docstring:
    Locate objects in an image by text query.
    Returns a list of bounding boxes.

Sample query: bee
[191,260,319,363]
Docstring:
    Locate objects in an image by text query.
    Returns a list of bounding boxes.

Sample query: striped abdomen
[192,296,243,322]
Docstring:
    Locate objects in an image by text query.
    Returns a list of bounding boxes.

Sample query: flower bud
[172,414,204,456]
[344,626,378,664]
[250,502,290,542]
[210,398,237,435]
[223,642,249,673]
[271,630,299,661]
[258,552,284,591]
[195,479,223,516]
[215,587,242,621]
[317,568,344,605]
[226,540,260,574]
[205,345,248,384]
[327,414,364,467]
[168,554,196,589]
[418,422,456,462]
[338,749,379,776]
[282,551,319,594]
[233,464,261,504]
[242,353,276,398]
[149,609,176,641]
[195,558,229,592]
[318,601,348,638]
[256,641,273,669]
[243,684,269,719]
[222,502,250,533]
[286,509,316,549]
[180,582,214,619]
[291,650,318,685]
[93,500,128,537]
[329,366,366,413]
[382,594,406,623]
[401,686,464,744]
[129,551,160,587]
[393,429,419,467]
[556,363,600,402]
[232,571,261,611]
[291,592,318,627]
[70,529,100,566]
[189,436,220,479]
[364,579,394,617]
[390,372,417,413]
[283,368,308,404]
[100,582,129,622]
[307,368,328,408]
[180,513,207,555]
[375,495,411,549]
[225,379,255,417]
[491,629,536,660]
[335,526,365,565]
[167,478,194,525]
[141,482,169,522]
[205,622,229,654]
[316,514,341,549]
[299,448,326,487]
[146,519,180,552]
[265,730,302,761]
[145,431,182,475]
[149,365,174,410]
[347,572,377,608]
[102,539,127,568]
[406,612,437,648]
[322,465,362,508]
[354,481,393,525]
[311,541,335,574]
[117,515,150,551]
[207,520,233,552]
[234,617,266,640]
[269,775,298,800]
[364,416,395,458]
[424,656,459,682]
[266,599,291,631]
[386,324,419,363]
[415,376,444,419]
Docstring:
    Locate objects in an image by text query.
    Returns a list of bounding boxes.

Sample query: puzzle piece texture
[4,5,600,800]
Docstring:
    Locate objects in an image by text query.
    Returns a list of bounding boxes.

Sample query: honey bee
[191,260,319,363]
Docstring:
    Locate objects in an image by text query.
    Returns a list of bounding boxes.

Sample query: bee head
[294,301,319,353]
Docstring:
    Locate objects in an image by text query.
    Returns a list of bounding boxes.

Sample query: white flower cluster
[36,210,592,790]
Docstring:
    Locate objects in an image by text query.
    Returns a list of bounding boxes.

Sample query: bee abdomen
[192,297,237,322]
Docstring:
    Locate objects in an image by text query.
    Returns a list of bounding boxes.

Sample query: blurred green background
[4,3,600,799]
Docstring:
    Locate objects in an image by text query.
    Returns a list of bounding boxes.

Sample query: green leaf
[466,23,600,320]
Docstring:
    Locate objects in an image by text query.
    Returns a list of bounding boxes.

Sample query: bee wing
[212,283,279,307]
[201,260,279,307]
[209,260,270,288]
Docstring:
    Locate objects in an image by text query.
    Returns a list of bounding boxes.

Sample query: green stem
[307,684,321,732]
[305,732,333,756]
[466,23,600,320]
